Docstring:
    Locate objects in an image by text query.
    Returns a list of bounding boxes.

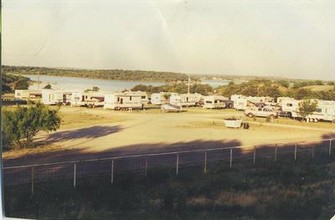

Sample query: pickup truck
[244,106,278,119]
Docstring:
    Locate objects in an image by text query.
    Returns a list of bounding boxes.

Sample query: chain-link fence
[3,138,334,194]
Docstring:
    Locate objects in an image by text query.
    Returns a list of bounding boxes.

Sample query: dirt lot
[4,106,334,162]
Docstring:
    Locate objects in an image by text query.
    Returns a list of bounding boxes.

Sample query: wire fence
[3,138,335,194]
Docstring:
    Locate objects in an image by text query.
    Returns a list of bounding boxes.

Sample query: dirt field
[4,106,335,162]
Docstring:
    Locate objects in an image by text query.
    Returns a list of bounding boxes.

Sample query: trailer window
[316,108,322,113]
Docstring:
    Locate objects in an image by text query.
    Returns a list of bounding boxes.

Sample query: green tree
[298,99,318,120]
[43,84,52,89]
[2,103,61,149]
[14,79,29,90]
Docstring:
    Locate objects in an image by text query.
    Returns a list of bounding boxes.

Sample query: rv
[203,96,232,109]
[71,91,105,107]
[104,91,147,110]
[41,89,72,105]
[279,98,335,122]
[14,89,42,103]
[170,93,203,107]
[150,92,178,105]
[231,95,275,110]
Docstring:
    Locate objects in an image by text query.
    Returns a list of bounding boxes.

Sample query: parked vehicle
[245,106,278,119]
[161,104,184,112]
[14,89,42,103]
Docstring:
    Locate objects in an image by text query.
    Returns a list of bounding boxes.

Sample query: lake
[25,75,238,92]
[25,75,164,92]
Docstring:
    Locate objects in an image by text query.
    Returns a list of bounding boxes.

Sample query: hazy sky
[2,0,335,80]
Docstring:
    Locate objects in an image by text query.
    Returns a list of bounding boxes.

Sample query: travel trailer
[150,92,178,105]
[104,91,147,110]
[41,89,72,105]
[203,95,232,109]
[14,89,42,103]
[279,98,335,122]
[71,91,105,107]
[170,93,203,107]
[231,95,275,110]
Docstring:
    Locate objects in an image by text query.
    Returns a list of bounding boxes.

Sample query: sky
[2,0,335,80]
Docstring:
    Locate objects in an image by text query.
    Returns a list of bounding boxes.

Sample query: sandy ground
[33,107,335,151]
[3,106,335,165]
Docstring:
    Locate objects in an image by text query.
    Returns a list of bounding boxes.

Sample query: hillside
[2,65,197,83]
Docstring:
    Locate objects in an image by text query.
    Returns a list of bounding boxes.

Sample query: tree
[14,79,29,90]
[298,99,318,120]
[2,103,61,150]
[43,84,52,89]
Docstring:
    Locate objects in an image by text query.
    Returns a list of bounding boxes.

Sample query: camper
[104,91,147,110]
[203,95,232,109]
[279,98,335,122]
[231,95,275,110]
[14,89,42,103]
[41,89,72,105]
[150,92,178,105]
[170,93,203,107]
[71,91,105,107]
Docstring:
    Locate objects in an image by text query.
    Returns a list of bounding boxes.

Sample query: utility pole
[187,75,190,94]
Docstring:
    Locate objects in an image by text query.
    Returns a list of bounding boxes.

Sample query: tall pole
[187,75,190,94]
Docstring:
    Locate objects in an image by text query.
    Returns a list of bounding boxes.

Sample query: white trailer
[14,89,42,102]
[150,92,178,105]
[41,89,72,105]
[104,92,146,110]
[203,95,231,109]
[170,93,203,107]
[279,98,335,122]
[231,95,275,110]
[70,91,105,107]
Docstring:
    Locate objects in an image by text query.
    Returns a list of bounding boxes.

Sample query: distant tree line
[216,79,335,101]
[2,65,199,83]
[131,83,214,96]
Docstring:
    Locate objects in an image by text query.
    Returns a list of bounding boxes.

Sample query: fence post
[176,154,179,175]
[229,149,233,168]
[329,140,332,156]
[204,152,207,173]
[312,145,315,159]
[31,167,35,195]
[253,146,256,164]
[294,144,297,161]
[111,160,114,184]
[145,158,148,176]
[73,163,77,188]
[274,145,278,162]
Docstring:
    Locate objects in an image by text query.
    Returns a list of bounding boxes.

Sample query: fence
[3,138,335,194]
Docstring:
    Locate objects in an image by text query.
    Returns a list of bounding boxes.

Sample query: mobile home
[14,90,42,102]
[41,89,72,105]
[71,91,105,107]
[104,91,147,110]
[170,93,203,107]
[203,95,232,109]
[150,92,178,105]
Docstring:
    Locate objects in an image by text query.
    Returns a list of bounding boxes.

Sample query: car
[161,104,184,112]
[244,106,278,119]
